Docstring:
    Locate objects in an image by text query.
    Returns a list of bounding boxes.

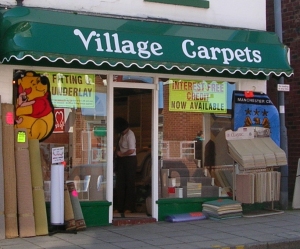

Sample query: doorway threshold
[112,213,156,226]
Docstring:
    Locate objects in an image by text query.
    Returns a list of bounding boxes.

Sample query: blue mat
[165,212,207,222]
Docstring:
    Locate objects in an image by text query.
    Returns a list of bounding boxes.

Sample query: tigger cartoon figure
[15,71,55,141]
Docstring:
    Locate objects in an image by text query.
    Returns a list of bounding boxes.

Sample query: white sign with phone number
[52,147,64,164]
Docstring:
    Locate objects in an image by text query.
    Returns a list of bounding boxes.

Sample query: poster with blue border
[232,90,280,146]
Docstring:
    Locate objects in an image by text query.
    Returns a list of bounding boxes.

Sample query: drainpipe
[16,0,23,6]
[274,0,288,210]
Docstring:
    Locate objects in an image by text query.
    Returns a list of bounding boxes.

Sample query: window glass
[158,78,235,199]
[13,70,108,201]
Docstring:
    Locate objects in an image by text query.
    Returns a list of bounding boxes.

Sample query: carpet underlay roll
[64,183,76,231]
[2,104,18,238]
[29,139,48,236]
[50,164,64,225]
[160,169,169,198]
[15,128,36,237]
[67,182,86,230]
[0,98,5,240]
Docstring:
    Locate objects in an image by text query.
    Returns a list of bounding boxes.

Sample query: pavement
[1,210,300,249]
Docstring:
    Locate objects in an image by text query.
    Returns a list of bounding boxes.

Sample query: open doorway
[113,87,153,219]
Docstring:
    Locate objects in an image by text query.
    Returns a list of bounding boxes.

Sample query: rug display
[202,199,243,220]
[29,139,48,235]
[14,128,36,237]
[236,173,255,204]
[2,104,18,238]
[235,171,281,204]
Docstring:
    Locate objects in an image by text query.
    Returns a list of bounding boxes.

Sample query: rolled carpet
[0,98,5,239]
[67,182,86,230]
[64,183,76,231]
[29,139,48,235]
[2,104,18,238]
[15,128,36,237]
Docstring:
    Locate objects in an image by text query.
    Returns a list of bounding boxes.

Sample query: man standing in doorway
[114,117,137,213]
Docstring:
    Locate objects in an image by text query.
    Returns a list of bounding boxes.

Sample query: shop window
[144,0,209,8]
[13,70,108,202]
[158,78,235,199]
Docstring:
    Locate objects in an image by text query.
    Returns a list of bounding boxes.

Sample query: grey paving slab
[97,235,136,243]
[170,234,213,243]
[201,231,239,240]
[159,243,202,249]
[0,238,28,247]
[251,233,285,243]
[142,237,182,246]
[220,236,258,246]
[230,228,272,237]
[182,227,219,236]
[277,231,300,239]
[80,242,122,249]
[0,245,40,249]
[112,240,157,249]
[1,210,300,249]
[190,240,230,248]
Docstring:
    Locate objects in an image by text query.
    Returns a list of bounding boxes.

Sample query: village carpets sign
[169,79,227,113]
[0,8,293,77]
[39,71,95,108]
[74,29,262,67]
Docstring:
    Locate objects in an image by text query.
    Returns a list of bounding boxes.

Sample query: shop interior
[13,70,237,220]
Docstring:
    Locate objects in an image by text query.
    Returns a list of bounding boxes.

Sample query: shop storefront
[0,6,293,229]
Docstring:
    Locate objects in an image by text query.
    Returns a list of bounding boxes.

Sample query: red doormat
[112,213,156,226]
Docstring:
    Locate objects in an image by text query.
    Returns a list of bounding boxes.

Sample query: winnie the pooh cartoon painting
[15,70,55,141]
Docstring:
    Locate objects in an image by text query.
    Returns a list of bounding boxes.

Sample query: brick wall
[266,0,300,200]
[163,83,203,142]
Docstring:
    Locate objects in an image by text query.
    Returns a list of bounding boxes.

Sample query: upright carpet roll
[2,104,18,238]
[15,128,36,237]
[67,182,86,230]
[0,98,5,240]
[50,164,64,225]
[29,139,48,235]
[64,183,76,231]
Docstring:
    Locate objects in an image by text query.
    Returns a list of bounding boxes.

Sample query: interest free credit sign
[169,79,227,113]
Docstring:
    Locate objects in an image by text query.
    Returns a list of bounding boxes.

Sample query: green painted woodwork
[144,0,209,8]
[0,7,293,78]
[156,197,229,221]
[46,201,111,227]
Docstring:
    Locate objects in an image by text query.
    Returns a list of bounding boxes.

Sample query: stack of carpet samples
[202,199,242,220]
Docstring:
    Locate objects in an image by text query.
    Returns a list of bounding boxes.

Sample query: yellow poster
[38,72,95,108]
[169,79,227,113]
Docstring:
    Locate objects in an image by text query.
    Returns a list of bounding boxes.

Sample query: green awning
[0,7,293,78]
